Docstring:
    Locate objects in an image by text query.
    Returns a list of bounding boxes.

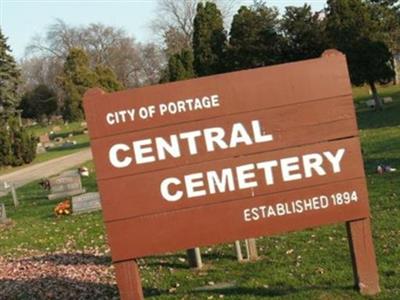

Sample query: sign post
[84,50,379,299]
[186,248,203,269]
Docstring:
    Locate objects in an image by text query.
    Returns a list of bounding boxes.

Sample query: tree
[192,2,227,76]
[151,0,238,55]
[19,56,63,95]
[349,38,395,107]
[94,65,123,92]
[227,3,282,71]
[0,28,36,167]
[280,5,327,62]
[0,117,36,167]
[0,28,21,113]
[19,84,58,121]
[59,48,124,121]
[26,20,164,89]
[326,0,394,110]
[59,48,97,121]
[368,0,400,53]
[163,48,195,82]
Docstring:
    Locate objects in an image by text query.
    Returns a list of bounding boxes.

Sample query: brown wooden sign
[83,50,379,299]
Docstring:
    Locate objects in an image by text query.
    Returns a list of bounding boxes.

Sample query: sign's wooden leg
[187,248,203,269]
[245,239,258,260]
[234,241,244,261]
[346,218,380,295]
[114,260,144,300]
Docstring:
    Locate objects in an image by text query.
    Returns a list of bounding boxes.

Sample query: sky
[1,0,326,60]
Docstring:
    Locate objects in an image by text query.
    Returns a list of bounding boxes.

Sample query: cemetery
[0,62,398,300]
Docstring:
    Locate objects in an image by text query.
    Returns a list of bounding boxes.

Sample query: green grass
[31,134,90,164]
[0,86,399,299]
[26,121,86,137]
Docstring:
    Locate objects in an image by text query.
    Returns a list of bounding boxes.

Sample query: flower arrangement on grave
[54,200,72,216]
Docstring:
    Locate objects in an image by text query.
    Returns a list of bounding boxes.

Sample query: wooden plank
[106,177,370,262]
[83,53,352,139]
[246,239,258,260]
[114,260,144,300]
[91,96,357,180]
[186,248,203,269]
[346,218,380,295]
[99,137,365,222]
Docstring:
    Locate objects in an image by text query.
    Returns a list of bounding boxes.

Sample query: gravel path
[0,148,93,196]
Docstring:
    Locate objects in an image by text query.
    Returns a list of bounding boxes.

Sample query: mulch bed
[0,250,119,299]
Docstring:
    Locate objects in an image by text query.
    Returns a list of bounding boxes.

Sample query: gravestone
[52,126,61,132]
[39,134,50,144]
[365,99,375,108]
[383,97,393,104]
[0,182,19,208]
[60,169,79,177]
[54,137,64,144]
[48,174,85,200]
[0,203,9,224]
[72,192,102,214]
[36,143,47,154]
[0,181,11,193]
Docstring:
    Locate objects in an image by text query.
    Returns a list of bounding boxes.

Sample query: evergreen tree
[192,2,226,76]
[350,38,395,101]
[368,0,400,53]
[59,48,124,121]
[0,28,36,167]
[0,28,21,113]
[0,117,36,167]
[326,0,395,110]
[95,65,123,92]
[167,49,195,82]
[227,3,282,71]
[281,5,327,62]
[20,84,58,121]
[59,48,97,121]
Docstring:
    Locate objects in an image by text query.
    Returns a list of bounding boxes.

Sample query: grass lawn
[0,86,399,299]
[26,121,86,137]
[0,122,90,175]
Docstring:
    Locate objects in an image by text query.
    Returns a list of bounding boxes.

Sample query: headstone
[0,182,18,208]
[61,141,75,148]
[36,143,47,154]
[72,192,101,214]
[0,203,9,224]
[54,137,64,144]
[39,134,50,144]
[60,169,79,177]
[48,174,85,200]
[44,142,55,149]
[365,99,375,108]
[50,115,63,122]
[383,97,393,104]
[0,181,11,193]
